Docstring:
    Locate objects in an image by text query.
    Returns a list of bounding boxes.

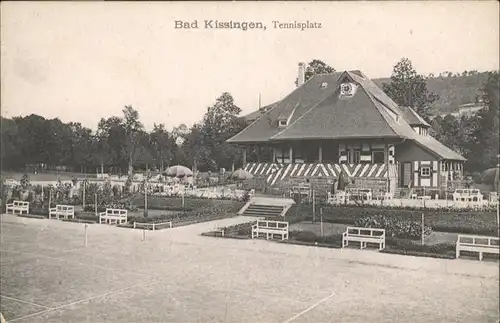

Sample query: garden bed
[126,194,244,212]
[283,204,499,236]
[120,213,237,230]
[15,214,47,220]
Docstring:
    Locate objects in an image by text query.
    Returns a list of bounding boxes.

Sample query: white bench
[327,191,350,205]
[49,205,75,220]
[452,189,483,202]
[342,227,386,250]
[456,235,499,261]
[6,201,29,215]
[348,188,372,201]
[99,208,127,225]
[252,220,289,240]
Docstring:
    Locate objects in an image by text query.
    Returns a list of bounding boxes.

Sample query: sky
[1,1,499,132]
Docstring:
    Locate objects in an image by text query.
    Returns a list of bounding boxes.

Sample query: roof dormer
[339,82,358,98]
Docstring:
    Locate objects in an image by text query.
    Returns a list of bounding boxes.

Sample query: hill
[373,72,491,115]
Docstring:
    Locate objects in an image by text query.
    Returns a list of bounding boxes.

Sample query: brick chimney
[297,62,306,87]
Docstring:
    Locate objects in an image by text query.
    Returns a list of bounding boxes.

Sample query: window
[372,150,385,164]
[275,147,290,164]
[278,120,287,127]
[420,167,431,177]
[353,150,361,164]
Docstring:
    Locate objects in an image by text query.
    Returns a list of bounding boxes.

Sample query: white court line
[0,295,51,309]
[8,280,156,322]
[282,291,335,323]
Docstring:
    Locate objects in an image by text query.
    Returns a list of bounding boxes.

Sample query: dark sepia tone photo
[0,1,499,322]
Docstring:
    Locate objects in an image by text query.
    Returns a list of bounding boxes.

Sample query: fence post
[421,212,425,246]
[320,208,324,237]
[134,222,136,229]
[142,229,145,241]
[153,223,156,231]
[94,193,97,216]
[83,181,86,209]
[170,221,172,228]
[312,189,316,223]
[84,224,88,247]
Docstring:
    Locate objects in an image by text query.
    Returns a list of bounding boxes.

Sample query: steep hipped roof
[227,70,465,161]
[270,83,401,140]
[227,72,344,143]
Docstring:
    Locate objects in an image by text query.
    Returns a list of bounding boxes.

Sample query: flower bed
[201,220,459,260]
[354,214,432,239]
[126,194,242,212]
[287,204,498,236]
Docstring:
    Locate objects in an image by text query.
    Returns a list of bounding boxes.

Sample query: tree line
[1,58,498,175]
[1,93,248,175]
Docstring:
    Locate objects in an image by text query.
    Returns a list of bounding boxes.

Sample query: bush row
[354,214,432,239]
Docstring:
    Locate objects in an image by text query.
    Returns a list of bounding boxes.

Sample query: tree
[471,71,499,170]
[150,123,175,171]
[200,92,246,170]
[121,105,144,176]
[295,59,335,86]
[383,58,439,118]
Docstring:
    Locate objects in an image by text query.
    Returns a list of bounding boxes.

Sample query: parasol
[163,165,193,178]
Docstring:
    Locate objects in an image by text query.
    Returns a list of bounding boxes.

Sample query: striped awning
[243,162,389,186]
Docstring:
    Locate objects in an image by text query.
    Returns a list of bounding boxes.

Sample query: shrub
[354,214,432,239]
[386,238,455,254]
[288,204,497,236]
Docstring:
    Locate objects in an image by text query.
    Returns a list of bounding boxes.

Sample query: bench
[6,201,29,215]
[452,189,483,202]
[99,208,127,225]
[456,235,499,261]
[252,220,289,240]
[327,191,350,205]
[342,227,386,250]
[49,205,75,220]
[347,188,372,201]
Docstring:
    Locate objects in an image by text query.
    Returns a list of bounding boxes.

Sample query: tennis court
[1,214,498,322]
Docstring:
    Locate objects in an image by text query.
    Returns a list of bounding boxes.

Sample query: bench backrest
[105,208,127,217]
[454,189,481,196]
[13,201,29,207]
[346,226,385,237]
[56,205,74,212]
[256,220,288,230]
[457,235,499,247]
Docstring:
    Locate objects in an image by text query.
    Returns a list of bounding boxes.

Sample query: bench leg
[479,252,483,261]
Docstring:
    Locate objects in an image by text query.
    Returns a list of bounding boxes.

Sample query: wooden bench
[327,191,350,204]
[252,220,289,240]
[290,184,311,201]
[342,227,386,250]
[49,205,75,220]
[456,235,499,261]
[347,188,372,201]
[6,201,29,215]
[452,189,483,202]
[99,208,127,225]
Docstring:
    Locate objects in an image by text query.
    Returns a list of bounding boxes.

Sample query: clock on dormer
[340,82,357,97]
